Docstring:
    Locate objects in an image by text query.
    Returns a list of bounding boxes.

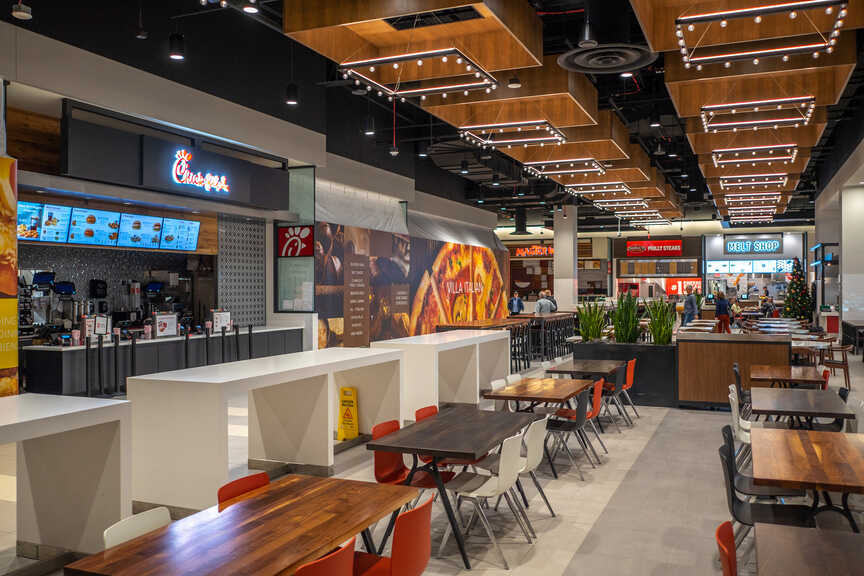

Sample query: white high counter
[371,330,510,417]
[0,394,130,556]
[127,347,404,510]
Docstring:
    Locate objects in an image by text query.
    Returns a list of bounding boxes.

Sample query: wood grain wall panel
[18,192,218,255]
[5,108,61,175]
[678,337,790,403]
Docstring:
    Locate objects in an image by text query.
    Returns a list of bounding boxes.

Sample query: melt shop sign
[172,149,230,194]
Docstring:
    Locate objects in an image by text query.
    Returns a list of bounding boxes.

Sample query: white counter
[371,330,510,417]
[0,394,130,556]
[127,347,404,510]
[21,325,302,352]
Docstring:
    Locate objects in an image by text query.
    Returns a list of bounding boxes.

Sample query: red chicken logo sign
[278,226,314,257]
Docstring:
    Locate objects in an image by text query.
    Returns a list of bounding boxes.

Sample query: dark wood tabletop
[436,318,530,331]
[64,475,417,576]
[750,388,855,420]
[756,524,864,576]
[366,404,539,461]
[545,359,625,378]
[750,364,825,385]
[751,428,864,493]
[482,377,593,404]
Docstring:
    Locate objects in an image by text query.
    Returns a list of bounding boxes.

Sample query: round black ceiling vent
[557,44,657,75]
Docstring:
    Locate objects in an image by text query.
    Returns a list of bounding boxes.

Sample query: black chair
[719,446,814,530]
[721,425,804,499]
[732,363,751,419]
[810,388,850,432]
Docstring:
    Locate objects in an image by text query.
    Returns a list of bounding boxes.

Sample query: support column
[553,205,578,310]
[841,186,864,321]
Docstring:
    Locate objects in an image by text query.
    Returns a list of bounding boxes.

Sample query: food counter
[22,326,303,395]
[677,332,790,406]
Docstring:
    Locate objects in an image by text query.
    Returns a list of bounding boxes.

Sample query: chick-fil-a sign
[278,226,314,257]
[171,149,230,194]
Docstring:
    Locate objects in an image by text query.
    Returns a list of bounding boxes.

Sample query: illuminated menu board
[728,260,753,274]
[706,261,729,274]
[118,213,163,249]
[68,207,121,247]
[160,218,200,251]
[16,201,43,241]
[753,260,777,273]
[39,204,72,243]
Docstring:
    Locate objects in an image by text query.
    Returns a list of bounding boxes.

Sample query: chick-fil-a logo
[171,149,230,194]
[278,226,314,257]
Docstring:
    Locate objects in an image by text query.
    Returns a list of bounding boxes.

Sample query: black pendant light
[363,115,375,136]
[168,32,185,61]
[285,84,299,106]
[460,159,469,174]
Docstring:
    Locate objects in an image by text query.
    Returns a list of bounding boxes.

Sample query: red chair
[822,369,831,391]
[414,406,485,467]
[294,537,355,576]
[621,358,640,418]
[554,378,608,460]
[354,497,433,576]
[371,421,454,489]
[217,472,269,506]
[715,521,736,576]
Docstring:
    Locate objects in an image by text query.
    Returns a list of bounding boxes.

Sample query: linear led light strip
[675,2,846,70]
[714,154,797,167]
[461,120,567,150]
[616,210,663,218]
[720,174,789,190]
[728,205,777,212]
[631,220,672,226]
[701,98,815,133]
[594,203,649,211]
[730,216,775,223]
[566,182,631,192]
[340,47,498,101]
[594,198,647,207]
[725,195,782,203]
[712,143,798,167]
[523,158,605,177]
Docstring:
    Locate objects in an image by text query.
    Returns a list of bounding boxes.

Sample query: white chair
[103,507,171,549]
[439,433,532,570]
[506,374,523,385]
[482,378,507,411]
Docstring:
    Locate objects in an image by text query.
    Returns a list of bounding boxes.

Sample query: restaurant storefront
[613,237,702,299]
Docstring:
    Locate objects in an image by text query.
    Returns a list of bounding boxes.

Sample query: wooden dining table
[366,404,539,570]
[751,428,864,532]
[750,388,855,425]
[544,359,625,379]
[750,364,826,388]
[436,317,531,331]
[483,377,594,411]
[755,523,864,576]
[64,475,418,575]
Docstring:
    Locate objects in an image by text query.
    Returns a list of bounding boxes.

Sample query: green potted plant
[577,300,607,341]
[612,292,640,343]
[646,299,675,346]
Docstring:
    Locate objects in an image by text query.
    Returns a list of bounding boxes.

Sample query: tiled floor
[1,348,862,575]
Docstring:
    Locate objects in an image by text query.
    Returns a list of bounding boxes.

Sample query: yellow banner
[336,386,358,441]
[0,157,17,396]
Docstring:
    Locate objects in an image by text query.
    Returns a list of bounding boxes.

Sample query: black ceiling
[2,0,853,229]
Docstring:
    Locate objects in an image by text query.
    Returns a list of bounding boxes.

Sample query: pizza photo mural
[314,222,508,348]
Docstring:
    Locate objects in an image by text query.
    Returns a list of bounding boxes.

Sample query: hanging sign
[337,387,359,441]
[626,240,683,257]
[277,226,314,257]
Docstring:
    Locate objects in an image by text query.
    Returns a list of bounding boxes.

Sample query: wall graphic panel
[0,158,17,396]
[315,221,509,348]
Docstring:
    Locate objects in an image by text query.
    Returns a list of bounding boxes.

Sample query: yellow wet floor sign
[337,386,359,441]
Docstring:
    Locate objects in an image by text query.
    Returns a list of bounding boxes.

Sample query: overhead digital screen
[753,260,777,273]
[159,218,200,251]
[118,213,163,249]
[68,207,121,247]
[728,260,753,274]
[706,260,729,274]
[16,201,43,241]
[38,204,72,243]
[776,259,794,273]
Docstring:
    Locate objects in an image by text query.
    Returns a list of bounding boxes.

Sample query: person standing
[535,290,554,314]
[508,290,525,315]
[716,291,732,333]
[546,290,558,312]
[682,285,697,326]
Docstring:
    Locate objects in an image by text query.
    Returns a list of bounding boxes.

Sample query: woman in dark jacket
[715,291,731,333]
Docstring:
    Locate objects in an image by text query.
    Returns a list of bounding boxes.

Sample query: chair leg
[613,395,634,427]
[515,478,530,508]
[529,470,555,517]
[588,420,608,453]
[603,398,623,433]
[503,491,533,543]
[579,428,601,464]
[510,487,537,539]
[573,430,597,468]
[474,497,509,570]
[560,436,586,480]
[623,389,640,418]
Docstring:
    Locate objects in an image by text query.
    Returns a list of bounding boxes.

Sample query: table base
[811,491,860,533]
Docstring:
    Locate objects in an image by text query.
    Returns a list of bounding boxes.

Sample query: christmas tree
[783,257,811,320]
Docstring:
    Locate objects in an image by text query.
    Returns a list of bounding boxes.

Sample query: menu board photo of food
[39,204,72,243]
[160,218,200,251]
[314,220,508,348]
[118,213,163,249]
[16,201,42,241]
[68,207,121,247]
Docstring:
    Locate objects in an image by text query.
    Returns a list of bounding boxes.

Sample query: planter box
[569,341,677,407]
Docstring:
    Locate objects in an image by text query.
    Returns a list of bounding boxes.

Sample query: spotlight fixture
[458,120,567,148]
[363,115,375,136]
[507,76,522,89]
[243,1,259,14]
[168,32,185,61]
[389,145,399,157]
[340,48,497,100]
[284,84,299,106]
[649,114,661,128]
[11,0,31,20]
[491,174,501,187]
[417,141,429,158]
[676,1,846,69]
[523,158,605,177]
[460,159,469,174]
[700,96,815,133]
[620,71,634,78]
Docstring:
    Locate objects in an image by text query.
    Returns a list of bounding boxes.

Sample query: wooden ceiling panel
[630,0,863,53]
[284,0,542,78]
